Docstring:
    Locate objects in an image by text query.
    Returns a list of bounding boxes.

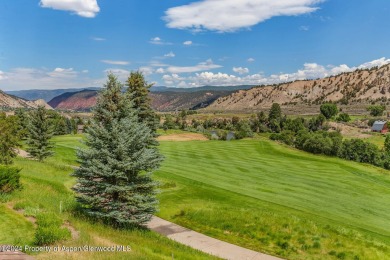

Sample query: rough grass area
[156,138,390,259]
[0,135,216,259]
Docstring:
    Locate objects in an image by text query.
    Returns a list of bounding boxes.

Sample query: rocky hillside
[0,90,52,109]
[48,90,97,111]
[206,64,390,112]
[48,89,234,111]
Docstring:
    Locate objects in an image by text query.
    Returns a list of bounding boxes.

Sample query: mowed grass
[155,138,390,259]
[0,135,216,259]
[7,134,390,259]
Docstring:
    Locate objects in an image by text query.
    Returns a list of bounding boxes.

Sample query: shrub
[367,105,386,117]
[0,166,21,194]
[34,212,71,245]
[336,113,351,122]
[320,103,339,119]
[338,139,382,165]
[270,130,295,146]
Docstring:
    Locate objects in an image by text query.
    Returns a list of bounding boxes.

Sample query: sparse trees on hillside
[26,106,54,162]
[73,74,163,227]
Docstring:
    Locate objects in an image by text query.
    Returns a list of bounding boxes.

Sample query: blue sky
[0,0,390,90]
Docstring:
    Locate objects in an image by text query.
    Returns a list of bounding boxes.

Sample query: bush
[367,105,386,117]
[34,212,71,245]
[270,130,295,146]
[336,113,351,122]
[338,139,382,165]
[0,166,21,194]
[320,103,338,119]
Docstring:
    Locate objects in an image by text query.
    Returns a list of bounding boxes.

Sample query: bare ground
[158,133,208,141]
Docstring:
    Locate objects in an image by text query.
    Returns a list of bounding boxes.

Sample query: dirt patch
[158,133,208,141]
[16,149,30,159]
[328,122,372,139]
[63,221,80,240]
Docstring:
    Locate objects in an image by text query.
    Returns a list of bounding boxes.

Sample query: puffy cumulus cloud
[247,58,255,63]
[164,0,324,32]
[0,67,92,90]
[358,57,390,69]
[101,60,130,65]
[149,37,172,45]
[139,67,154,76]
[161,58,390,87]
[164,51,176,58]
[40,0,100,18]
[183,41,193,46]
[156,68,165,74]
[233,67,249,75]
[166,59,222,73]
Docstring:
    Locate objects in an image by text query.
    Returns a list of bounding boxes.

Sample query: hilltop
[206,64,390,113]
[0,90,52,110]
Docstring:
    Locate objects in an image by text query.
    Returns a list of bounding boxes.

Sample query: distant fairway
[156,137,390,259]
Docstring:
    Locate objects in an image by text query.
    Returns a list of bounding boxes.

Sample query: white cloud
[149,37,172,45]
[40,0,100,18]
[101,60,130,65]
[0,67,93,90]
[247,58,255,63]
[0,70,7,80]
[358,57,390,69]
[139,67,154,76]
[166,59,222,73]
[183,41,193,46]
[92,37,106,41]
[164,52,176,58]
[233,67,249,75]
[299,25,310,31]
[156,68,165,74]
[164,0,324,32]
[161,57,390,87]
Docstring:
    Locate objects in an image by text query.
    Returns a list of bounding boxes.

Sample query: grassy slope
[0,136,216,260]
[155,138,390,259]
[10,134,390,259]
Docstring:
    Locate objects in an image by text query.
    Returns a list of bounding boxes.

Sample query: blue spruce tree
[72,74,163,227]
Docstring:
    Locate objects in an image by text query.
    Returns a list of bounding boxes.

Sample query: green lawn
[0,135,216,260]
[4,134,390,259]
[155,138,390,259]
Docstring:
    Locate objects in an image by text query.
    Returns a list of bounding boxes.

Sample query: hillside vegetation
[207,64,390,112]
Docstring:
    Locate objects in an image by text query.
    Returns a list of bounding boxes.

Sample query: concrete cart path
[147,216,283,260]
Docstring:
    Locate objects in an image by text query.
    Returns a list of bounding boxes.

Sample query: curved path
[147,216,283,260]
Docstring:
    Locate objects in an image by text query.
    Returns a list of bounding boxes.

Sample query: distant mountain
[48,89,236,112]
[206,64,390,112]
[48,90,98,111]
[0,90,52,110]
[6,87,100,102]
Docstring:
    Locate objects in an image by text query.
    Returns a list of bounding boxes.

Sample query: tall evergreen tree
[0,113,20,165]
[26,106,54,162]
[125,71,158,133]
[72,74,163,227]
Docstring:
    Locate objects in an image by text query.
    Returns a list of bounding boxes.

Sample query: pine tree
[0,113,20,165]
[72,74,163,227]
[125,71,158,133]
[26,106,54,162]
